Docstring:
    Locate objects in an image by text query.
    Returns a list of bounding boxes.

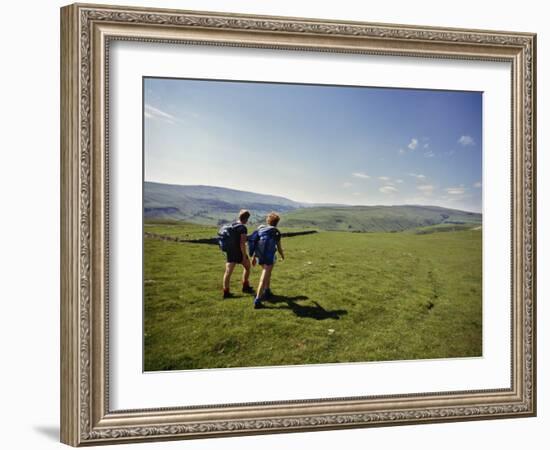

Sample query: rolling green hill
[283,205,481,232]
[144,182,303,225]
[144,182,481,232]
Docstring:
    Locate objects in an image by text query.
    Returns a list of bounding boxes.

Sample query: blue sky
[144,77,482,213]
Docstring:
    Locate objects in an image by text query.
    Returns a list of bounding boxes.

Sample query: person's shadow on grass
[265,294,347,320]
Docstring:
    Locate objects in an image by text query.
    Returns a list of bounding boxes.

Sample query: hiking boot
[253,298,265,309]
[242,285,255,294]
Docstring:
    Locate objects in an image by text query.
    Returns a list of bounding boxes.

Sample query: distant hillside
[144,182,481,232]
[144,182,303,225]
[283,205,481,232]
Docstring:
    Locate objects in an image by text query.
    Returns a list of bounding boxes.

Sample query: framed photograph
[60,3,536,446]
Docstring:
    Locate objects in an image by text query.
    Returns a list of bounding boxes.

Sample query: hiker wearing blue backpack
[219,209,254,298]
[248,212,285,309]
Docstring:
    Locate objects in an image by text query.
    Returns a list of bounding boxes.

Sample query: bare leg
[256,265,273,299]
[265,266,273,290]
[223,262,236,291]
[241,257,251,284]
[255,267,267,299]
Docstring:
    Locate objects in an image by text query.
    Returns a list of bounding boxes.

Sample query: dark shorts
[258,254,276,266]
[226,247,244,264]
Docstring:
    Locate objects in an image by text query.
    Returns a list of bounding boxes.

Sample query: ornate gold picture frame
[60,3,536,446]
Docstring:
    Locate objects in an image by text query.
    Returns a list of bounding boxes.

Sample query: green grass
[144,222,482,371]
[408,223,481,235]
[144,220,216,239]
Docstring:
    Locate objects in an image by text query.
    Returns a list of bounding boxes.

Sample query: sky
[144,77,483,213]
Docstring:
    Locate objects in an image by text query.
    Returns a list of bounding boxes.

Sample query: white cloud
[144,104,199,123]
[424,150,435,158]
[352,172,370,179]
[417,184,434,194]
[352,192,361,196]
[342,182,353,188]
[446,186,466,195]
[407,196,428,204]
[408,138,419,150]
[145,104,175,119]
[400,137,423,154]
[144,104,179,124]
[379,185,398,194]
[408,173,426,180]
[473,181,482,188]
[458,135,475,146]
[396,179,404,184]
[378,176,390,181]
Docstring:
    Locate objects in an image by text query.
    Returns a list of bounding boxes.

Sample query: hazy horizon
[144,179,482,214]
[144,78,483,213]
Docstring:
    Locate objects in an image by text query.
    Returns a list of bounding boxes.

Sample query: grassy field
[144,222,482,371]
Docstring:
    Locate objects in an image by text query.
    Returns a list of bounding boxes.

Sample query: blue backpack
[217,223,242,252]
[248,225,278,260]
